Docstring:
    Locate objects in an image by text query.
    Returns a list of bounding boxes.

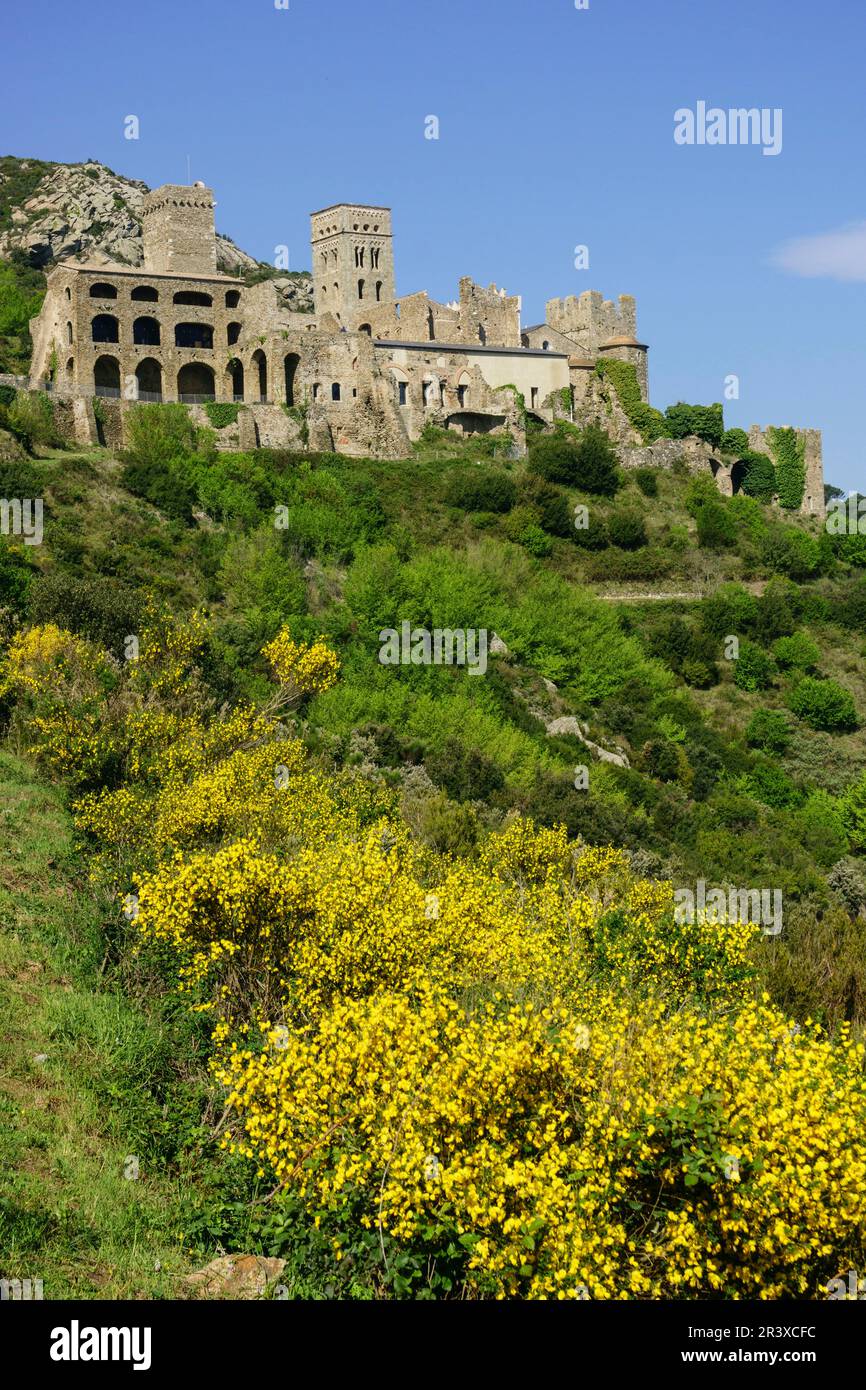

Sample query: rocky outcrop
[0,157,314,311]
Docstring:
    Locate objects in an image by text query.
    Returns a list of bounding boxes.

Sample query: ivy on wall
[204,402,241,429]
[595,360,669,443]
[768,426,806,510]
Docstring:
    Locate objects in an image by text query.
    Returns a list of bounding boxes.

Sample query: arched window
[355,246,365,268]
[371,248,380,269]
[358,279,365,300]
[65,286,71,301]
[225,289,241,309]
[173,290,213,307]
[358,324,372,336]
[457,373,471,409]
[66,322,73,344]
[65,356,74,377]
[227,322,242,346]
[331,382,341,402]
[376,281,383,302]
[175,322,213,348]
[89,282,117,299]
[229,358,244,401]
[133,315,161,346]
[93,354,121,395]
[312,383,321,400]
[284,353,300,406]
[251,349,267,401]
[91,314,119,343]
[542,340,550,351]
[177,362,215,401]
[135,358,163,400]
[131,285,159,302]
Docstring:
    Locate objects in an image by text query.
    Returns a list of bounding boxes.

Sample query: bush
[789,677,858,732]
[607,508,647,550]
[700,583,759,638]
[722,428,750,456]
[697,502,737,550]
[596,360,669,443]
[733,640,775,691]
[445,468,517,514]
[527,433,581,485]
[28,572,142,658]
[503,505,553,556]
[518,476,572,536]
[761,526,821,581]
[740,452,777,503]
[772,631,820,671]
[7,391,58,446]
[746,709,792,754]
[633,467,658,497]
[664,402,724,448]
[426,738,505,803]
[124,402,202,468]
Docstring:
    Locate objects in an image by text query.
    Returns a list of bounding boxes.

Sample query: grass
[0,749,199,1298]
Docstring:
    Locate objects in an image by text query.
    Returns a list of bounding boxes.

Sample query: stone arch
[283,353,300,406]
[228,358,244,400]
[251,348,267,401]
[93,354,120,395]
[133,315,161,346]
[358,278,365,300]
[730,459,750,495]
[89,282,117,299]
[91,313,119,343]
[135,357,163,399]
[175,322,213,348]
[66,321,73,344]
[177,362,215,401]
[65,286,71,301]
[65,355,74,378]
[131,285,159,302]
[225,289,241,309]
[227,322,242,346]
[456,370,472,409]
[358,323,372,336]
[173,290,213,307]
[376,281,383,302]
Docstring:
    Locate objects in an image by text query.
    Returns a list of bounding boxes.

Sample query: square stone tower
[142,182,218,276]
[310,204,395,326]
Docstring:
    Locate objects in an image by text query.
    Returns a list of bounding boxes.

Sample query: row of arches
[84,282,241,308]
[90,315,219,349]
[389,367,472,409]
[91,351,304,406]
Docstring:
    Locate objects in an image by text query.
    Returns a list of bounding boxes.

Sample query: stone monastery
[26,180,824,513]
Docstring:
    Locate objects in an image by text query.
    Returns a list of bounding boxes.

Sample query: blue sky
[3,0,865,489]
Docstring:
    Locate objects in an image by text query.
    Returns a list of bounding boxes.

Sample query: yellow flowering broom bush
[4,610,866,1298]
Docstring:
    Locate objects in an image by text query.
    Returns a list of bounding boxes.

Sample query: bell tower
[310,204,395,325]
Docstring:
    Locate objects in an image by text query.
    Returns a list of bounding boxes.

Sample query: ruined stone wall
[747,426,825,518]
[457,279,521,348]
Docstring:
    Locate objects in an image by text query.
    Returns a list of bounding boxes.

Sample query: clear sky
[3,0,865,489]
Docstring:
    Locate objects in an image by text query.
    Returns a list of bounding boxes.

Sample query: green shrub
[633,467,658,497]
[739,761,801,810]
[504,506,553,556]
[697,502,737,549]
[125,402,202,469]
[518,476,571,536]
[607,508,647,550]
[28,572,142,657]
[446,468,517,513]
[426,738,505,803]
[572,425,621,497]
[527,433,580,485]
[733,640,775,691]
[760,526,821,580]
[789,677,858,732]
[740,451,777,503]
[700,583,759,638]
[664,401,724,448]
[7,391,58,446]
[772,631,820,671]
[746,709,792,754]
[722,428,750,456]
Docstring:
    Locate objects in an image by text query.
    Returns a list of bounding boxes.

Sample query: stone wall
[142,185,218,277]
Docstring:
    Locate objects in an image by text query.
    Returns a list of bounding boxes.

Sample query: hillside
[2,409,866,1299]
[0,156,314,371]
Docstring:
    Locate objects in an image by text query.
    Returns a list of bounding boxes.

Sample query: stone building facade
[26,179,825,513]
